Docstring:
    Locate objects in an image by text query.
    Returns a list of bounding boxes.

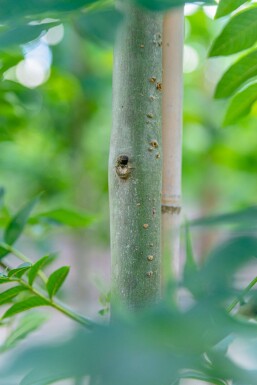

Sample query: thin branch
[227,276,257,313]
[0,243,94,328]
[0,261,10,271]
[0,242,47,283]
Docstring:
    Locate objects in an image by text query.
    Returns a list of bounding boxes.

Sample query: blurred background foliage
[2,3,257,240]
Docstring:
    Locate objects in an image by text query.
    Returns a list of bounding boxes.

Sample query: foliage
[0,1,256,385]
[0,226,257,385]
[131,0,216,11]
[0,196,93,338]
[211,0,257,125]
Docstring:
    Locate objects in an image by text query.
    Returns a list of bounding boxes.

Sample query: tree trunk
[109,3,162,311]
[162,8,184,280]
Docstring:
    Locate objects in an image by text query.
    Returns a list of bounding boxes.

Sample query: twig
[227,276,257,313]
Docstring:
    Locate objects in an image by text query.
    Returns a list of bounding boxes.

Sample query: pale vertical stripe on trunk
[162,8,184,279]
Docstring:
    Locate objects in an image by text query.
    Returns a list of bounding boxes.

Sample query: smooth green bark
[109,4,162,310]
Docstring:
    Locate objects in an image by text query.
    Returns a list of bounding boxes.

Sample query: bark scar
[115,155,131,179]
[162,205,181,214]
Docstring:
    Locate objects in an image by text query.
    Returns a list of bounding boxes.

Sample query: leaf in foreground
[2,297,48,319]
[0,0,97,22]
[215,50,257,99]
[8,262,32,278]
[133,0,215,12]
[4,195,39,246]
[0,286,28,305]
[0,22,59,49]
[215,0,250,19]
[47,266,70,298]
[28,256,51,285]
[209,8,257,57]
[223,83,257,126]
[3,312,48,351]
[75,8,123,45]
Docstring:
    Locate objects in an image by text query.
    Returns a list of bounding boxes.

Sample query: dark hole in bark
[118,155,129,166]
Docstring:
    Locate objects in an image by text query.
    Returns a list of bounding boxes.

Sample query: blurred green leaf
[0,51,23,76]
[0,22,59,50]
[215,0,249,19]
[0,274,10,284]
[190,206,257,228]
[75,8,122,45]
[132,0,216,12]
[3,301,257,385]
[223,82,257,126]
[0,286,28,305]
[33,208,95,228]
[47,266,70,298]
[181,370,229,385]
[209,7,257,57]
[2,312,48,351]
[28,256,51,286]
[8,262,32,278]
[0,0,98,22]
[2,296,48,319]
[215,50,257,99]
[184,236,257,301]
[201,236,257,299]
[4,195,39,246]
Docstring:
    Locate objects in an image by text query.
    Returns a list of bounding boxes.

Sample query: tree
[1,1,257,385]
[110,2,162,310]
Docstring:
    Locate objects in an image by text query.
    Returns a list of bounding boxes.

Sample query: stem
[162,8,184,280]
[227,276,257,313]
[110,3,162,310]
[0,242,93,328]
[0,242,47,283]
[17,278,93,328]
[0,261,11,270]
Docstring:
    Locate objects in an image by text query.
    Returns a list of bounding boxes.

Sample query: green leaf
[181,370,228,385]
[2,296,49,319]
[0,286,28,305]
[0,272,10,283]
[215,50,257,99]
[223,82,257,126]
[28,256,52,286]
[8,263,32,278]
[0,0,97,22]
[75,8,122,45]
[202,236,257,297]
[3,312,48,350]
[34,208,95,228]
[215,0,249,19]
[0,22,59,50]
[209,7,257,57]
[0,51,23,76]
[190,206,257,228]
[4,195,39,246]
[132,0,215,12]
[46,266,70,298]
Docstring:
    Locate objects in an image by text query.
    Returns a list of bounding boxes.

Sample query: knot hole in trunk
[116,155,131,179]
